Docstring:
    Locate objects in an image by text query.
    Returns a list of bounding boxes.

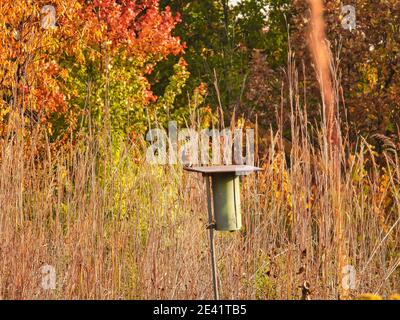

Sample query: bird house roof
[183,165,262,176]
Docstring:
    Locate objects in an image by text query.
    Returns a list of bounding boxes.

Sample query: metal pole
[205,174,219,300]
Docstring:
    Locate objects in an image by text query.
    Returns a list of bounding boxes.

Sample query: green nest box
[184,165,261,231]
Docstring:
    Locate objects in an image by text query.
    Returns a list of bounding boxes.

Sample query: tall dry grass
[307,0,345,297]
[0,58,399,299]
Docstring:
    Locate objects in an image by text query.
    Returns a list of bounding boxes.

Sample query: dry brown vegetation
[1,62,399,299]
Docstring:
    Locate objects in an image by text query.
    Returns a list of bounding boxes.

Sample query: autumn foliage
[0,0,186,140]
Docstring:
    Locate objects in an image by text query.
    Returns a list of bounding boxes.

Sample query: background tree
[159,0,400,151]
[290,0,400,146]
[160,0,290,126]
[0,0,189,149]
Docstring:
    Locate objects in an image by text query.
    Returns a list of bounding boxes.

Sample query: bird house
[184,165,261,231]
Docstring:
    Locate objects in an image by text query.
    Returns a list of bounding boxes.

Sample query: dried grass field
[0,0,399,300]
